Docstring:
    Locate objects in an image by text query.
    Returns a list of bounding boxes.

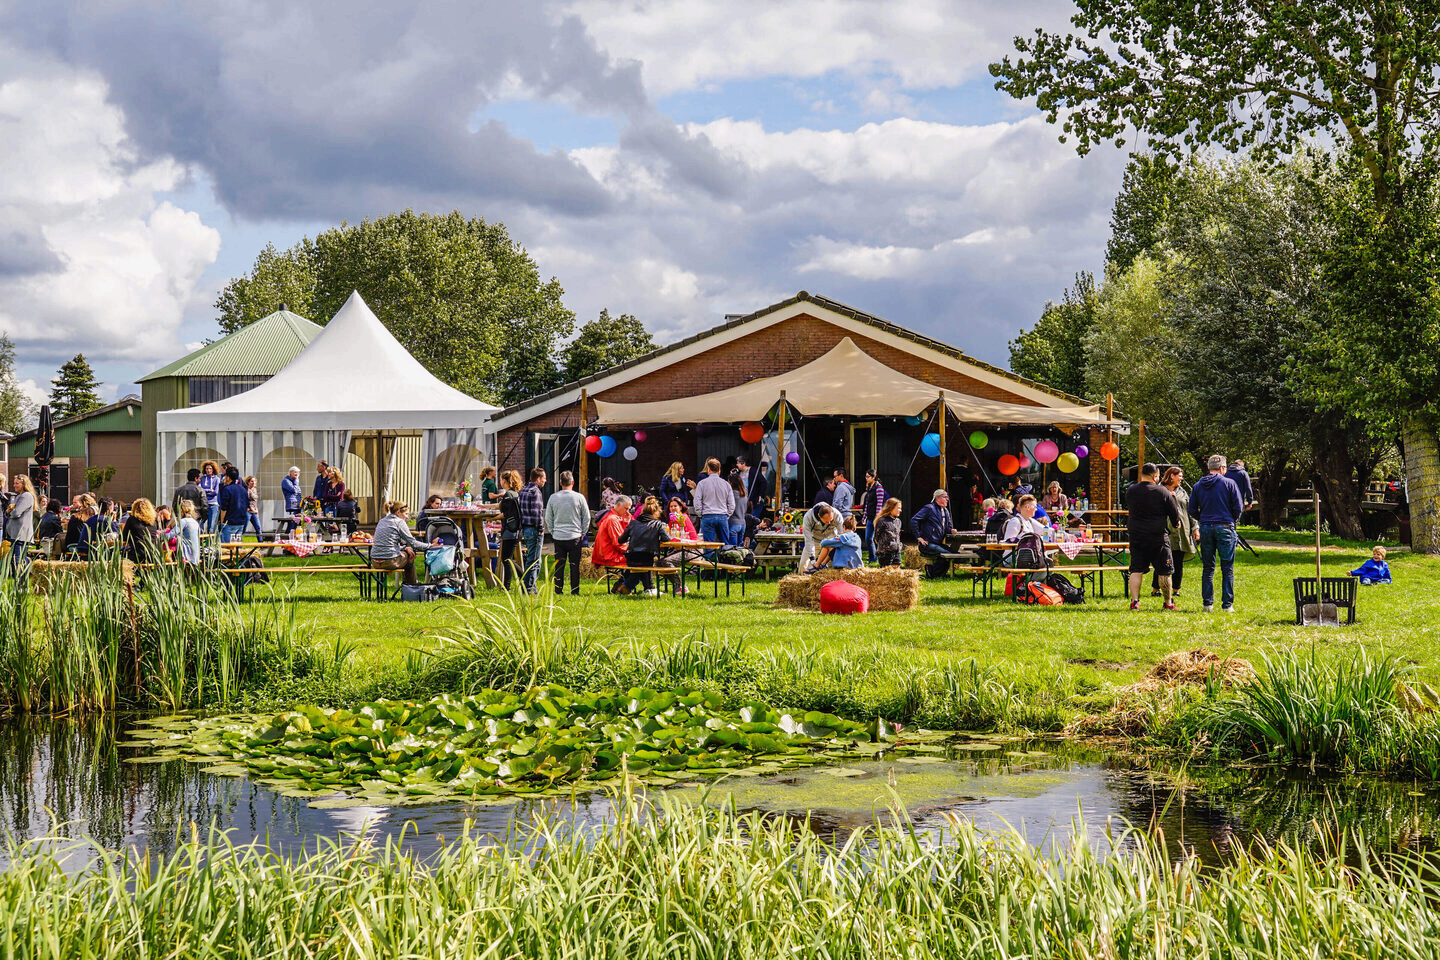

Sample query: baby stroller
[422,516,473,600]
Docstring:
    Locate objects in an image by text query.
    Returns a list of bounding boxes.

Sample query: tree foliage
[214,211,576,405]
[1106,155,1180,275]
[562,309,657,383]
[0,335,35,435]
[49,354,102,421]
[1008,272,1097,398]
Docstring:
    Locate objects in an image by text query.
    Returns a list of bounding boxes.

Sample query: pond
[3,717,1437,870]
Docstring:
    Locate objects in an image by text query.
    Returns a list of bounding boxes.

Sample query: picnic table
[423,508,501,589]
[974,540,1131,599]
[662,539,730,596]
[752,531,803,579]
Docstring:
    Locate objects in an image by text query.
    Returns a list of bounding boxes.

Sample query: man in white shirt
[542,470,591,595]
[693,457,736,556]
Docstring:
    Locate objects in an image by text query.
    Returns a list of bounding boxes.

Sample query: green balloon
[969,431,989,449]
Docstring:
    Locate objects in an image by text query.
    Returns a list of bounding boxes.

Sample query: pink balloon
[634,430,647,443]
[1034,440,1060,464]
[1018,455,1032,469]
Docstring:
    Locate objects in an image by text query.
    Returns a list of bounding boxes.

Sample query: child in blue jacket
[1348,545,1392,585]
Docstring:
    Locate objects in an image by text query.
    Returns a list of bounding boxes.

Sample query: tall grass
[0,549,308,714]
[3,798,1438,959]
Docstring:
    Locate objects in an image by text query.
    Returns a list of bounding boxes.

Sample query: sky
[0,0,1130,407]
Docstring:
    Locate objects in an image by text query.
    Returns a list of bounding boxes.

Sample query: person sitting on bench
[370,500,439,587]
[1002,495,1048,542]
[592,496,632,589]
[813,516,863,571]
[618,499,670,596]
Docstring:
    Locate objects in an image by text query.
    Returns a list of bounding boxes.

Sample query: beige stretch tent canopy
[591,338,1113,427]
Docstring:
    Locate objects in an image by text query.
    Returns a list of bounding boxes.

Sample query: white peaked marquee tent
[156,291,499,522]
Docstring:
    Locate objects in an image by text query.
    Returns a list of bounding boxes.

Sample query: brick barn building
[489,292,1120,521]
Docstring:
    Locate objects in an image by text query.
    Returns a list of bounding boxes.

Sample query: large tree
[215,211,576,405]
[562,309,657,383]
[992,2,1440,550]
[50,354,102,421]
[1008,272,1098,398]
[0,335,35,435]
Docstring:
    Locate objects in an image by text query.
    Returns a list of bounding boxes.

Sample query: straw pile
[578,547,606,580]
[776,567,920,612]
[902,545,925,570]
[29,559,136,595]
[1067,648,1255,738]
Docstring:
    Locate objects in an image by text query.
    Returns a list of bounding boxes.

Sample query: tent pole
[1106,393,1115,511]
[1137,419,1146,469]
[937,392,947,493]
[578,389,588,503]
[776,391,787,511]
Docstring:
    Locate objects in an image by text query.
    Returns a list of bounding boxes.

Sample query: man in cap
[910,488,960,578]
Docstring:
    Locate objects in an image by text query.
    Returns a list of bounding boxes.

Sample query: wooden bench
[996,564,1120,598]
[595,565,685,596]
[687,561,750,597]
[217,563,403,600]
[753,554,799,580]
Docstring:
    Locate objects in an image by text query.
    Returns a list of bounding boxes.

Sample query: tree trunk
[1312,435,1366,540]
[1253,447,1295,530]
[1403,412,1440,554]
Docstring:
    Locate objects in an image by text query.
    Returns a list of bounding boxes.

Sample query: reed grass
[3,795,1438,959]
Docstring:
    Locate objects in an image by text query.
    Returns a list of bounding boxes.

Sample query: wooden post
[937,392,947,493]
[1314,490,1323,583]
[1106,393,1115,511]
[578,389,588,502]
[1137,419,1146,470]
[775,391,787,510]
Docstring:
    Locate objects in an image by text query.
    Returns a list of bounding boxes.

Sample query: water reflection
[1,718,1437,869]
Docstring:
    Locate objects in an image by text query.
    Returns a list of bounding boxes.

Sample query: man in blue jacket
[910,489,959,578]
[1188,455,1245,612]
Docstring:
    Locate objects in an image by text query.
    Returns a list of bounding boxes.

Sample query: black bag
[1010,532,1048,571]
[1043,572,1084,604]
[718,547,756,569]
[240,554,269,585]
[499,494,522,534]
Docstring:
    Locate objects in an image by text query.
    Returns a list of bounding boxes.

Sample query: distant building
[6,396,143,504]
[137,308,322,498]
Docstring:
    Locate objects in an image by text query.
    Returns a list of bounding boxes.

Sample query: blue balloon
[920,433,942,458]
[597,435,617,458]
[905,415,924,426]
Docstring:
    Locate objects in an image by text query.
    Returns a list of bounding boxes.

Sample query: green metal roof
[137,309,323,382]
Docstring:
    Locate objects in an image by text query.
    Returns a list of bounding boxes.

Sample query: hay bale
[578,546,606,580]
[902,545,925,570]
[1120,648,1255,694]
[29,559,136,595]
[775,567,919,612]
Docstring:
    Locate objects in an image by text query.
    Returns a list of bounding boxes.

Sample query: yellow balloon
[1056,452,1080,473]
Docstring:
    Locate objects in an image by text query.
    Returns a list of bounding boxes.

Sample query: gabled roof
[138,309,322,382]
[490,291,1094,430]
[8,394,141,443]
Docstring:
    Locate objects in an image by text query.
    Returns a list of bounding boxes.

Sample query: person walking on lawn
[1189,454,1245,612]
[693,457,735,557]
[519,468,546,594]
[1126,463,1181,611]
[860,468,887,562]
[544,470,590,596]
[910,489,960,579]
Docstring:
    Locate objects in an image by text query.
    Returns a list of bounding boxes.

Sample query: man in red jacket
[591,495,632,572]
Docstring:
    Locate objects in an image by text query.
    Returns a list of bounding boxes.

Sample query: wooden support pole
[937,392,947,493]
[578,389,588,502]
[1106,392,1115,511]
[1137,419,1146,471]
[776,391,787,510]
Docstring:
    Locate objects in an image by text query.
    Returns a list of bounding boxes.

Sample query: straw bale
[578,547,606,580]
[776,567,919,612]
[902,545,925,570]
[29,559,136,595]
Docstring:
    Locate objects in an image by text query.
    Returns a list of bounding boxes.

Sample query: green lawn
[255,543,1440,705]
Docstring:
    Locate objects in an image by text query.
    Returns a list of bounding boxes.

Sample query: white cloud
[15,378,48,407]
[0,58,220,371]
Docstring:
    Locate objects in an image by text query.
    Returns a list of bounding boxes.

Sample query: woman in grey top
[370,500,438,586]
[5,474,35,569]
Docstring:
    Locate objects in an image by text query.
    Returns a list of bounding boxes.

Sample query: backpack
[240,554,269,585]
[718,547,756,569]
[1043,572,1085,605]
[1010,531,1048,571]
[499,494,522,534]
[1024,582,1064,605]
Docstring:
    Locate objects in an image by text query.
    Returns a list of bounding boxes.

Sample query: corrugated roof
[497,290,1093,419]
[8,394,141,443]
[137,309,322,381]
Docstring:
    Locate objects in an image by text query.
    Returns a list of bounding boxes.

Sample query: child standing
[873,497,903,567]
[1348,545,1393,585]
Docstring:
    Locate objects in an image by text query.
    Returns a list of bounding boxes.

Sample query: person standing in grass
[544,470,591,596]
[198,460,221,533]
[1188,454,1244,613]
[496,471,524,589]
[859,468,887,562]
[873,497,903,567]
[4,474,34,570]
[280,466,302,537]
[1126,463,1181,611]
[479,465,501,505]
[243,476,264,541]
[659,462,692,508]
[518,468,547,594]
[219,466,249,543]
[830,469,855,520]
[693,458,735,556]
[726,469,748,546]
[1153,466,1197,598]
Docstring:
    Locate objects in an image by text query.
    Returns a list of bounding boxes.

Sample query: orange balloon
[1100,441,1120,461]
[997,454,1020,476]
[740,421,764,444]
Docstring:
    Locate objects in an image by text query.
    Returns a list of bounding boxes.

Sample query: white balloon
[622,445,638,461]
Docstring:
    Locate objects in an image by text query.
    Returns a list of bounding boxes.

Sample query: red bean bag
[818,579,870,615]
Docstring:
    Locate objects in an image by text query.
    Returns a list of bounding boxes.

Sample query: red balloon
[1018,455,1032,470]
[1100,441,1120,461]
[997,454,1020,476]
[584,435,603,453]
[740,421,764,444]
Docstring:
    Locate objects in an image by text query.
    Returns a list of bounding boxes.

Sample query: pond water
[3,717,1438,870]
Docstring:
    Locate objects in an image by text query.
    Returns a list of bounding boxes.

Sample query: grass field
[250,541,1440,721]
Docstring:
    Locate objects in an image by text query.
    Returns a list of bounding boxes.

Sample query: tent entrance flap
[589,337,1116,428]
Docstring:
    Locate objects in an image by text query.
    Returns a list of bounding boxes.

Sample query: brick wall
[1087,426,1114,512]
[498,313,1053,477]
